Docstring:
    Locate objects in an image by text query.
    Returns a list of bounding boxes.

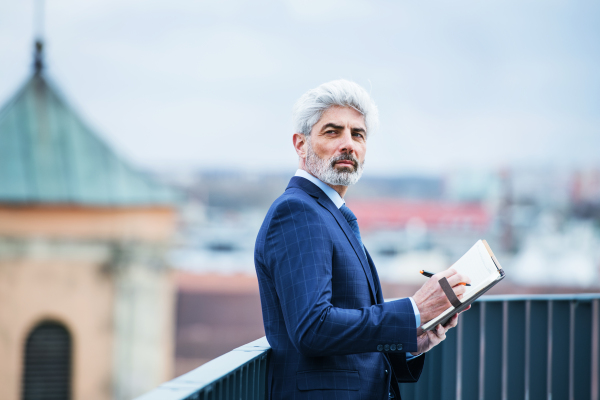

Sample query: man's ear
[293,133,307,159]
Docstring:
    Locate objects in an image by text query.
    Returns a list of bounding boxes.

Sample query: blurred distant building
[347,200,491,233]
[571,169,600,204]
[0,43,179,400]
[347,199,491,256]
[571,168,600,221]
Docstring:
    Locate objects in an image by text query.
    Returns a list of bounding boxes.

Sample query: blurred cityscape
[165,166,600,287]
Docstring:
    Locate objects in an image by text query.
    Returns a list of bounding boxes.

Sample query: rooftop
[0,44,178,207]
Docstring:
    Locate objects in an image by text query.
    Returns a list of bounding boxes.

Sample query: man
[254,80,471,399]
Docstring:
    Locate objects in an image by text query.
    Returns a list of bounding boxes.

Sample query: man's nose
[339,129,355,153]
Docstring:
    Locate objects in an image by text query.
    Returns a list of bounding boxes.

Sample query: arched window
[22,321,72,400]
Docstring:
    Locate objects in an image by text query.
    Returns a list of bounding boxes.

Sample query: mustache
[330,153,359,169]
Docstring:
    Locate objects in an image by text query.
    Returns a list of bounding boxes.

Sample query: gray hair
[292,79,379,137]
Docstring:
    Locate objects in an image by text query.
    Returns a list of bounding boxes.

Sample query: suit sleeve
[260,196,418,357]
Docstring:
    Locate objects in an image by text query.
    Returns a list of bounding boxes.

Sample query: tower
[0,40,179,400]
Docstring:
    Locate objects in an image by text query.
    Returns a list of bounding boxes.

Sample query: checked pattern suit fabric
[254,177,425,400]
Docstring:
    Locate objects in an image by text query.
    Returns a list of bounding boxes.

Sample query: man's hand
[412,268,471,324]
[410,308,469,356]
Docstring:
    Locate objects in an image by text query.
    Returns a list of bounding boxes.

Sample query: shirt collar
[295,169,345,209]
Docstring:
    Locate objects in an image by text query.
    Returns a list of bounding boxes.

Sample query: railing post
[525,300,530,400]
[569,300,576,400]
[547,300,553,400]
[456,318,463,400]
[501,300,508,400]
[479,302,486,400]
[593,299,599,400]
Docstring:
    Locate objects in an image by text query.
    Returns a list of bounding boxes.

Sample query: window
[22,321,72,400]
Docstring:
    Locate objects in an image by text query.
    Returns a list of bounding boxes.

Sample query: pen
[420,270,471,286]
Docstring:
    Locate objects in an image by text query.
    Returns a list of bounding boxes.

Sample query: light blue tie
[339,204,366,255]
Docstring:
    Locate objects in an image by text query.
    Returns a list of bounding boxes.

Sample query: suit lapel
[287,177,378,304]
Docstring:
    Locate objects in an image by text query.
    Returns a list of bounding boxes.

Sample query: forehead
[314,106,366,130]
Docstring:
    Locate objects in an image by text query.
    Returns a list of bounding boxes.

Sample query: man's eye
[353,132,364,139]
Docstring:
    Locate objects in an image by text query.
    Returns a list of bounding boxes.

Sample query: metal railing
[134,337,270,400]
[401,294,600,400]
[136,294,600,400]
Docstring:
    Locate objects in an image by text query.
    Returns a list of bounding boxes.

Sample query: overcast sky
[1,0,599,175]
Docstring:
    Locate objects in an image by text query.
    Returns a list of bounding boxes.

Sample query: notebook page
[450,240,498,296]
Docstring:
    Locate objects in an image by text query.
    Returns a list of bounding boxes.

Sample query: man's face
[305,106,367,186]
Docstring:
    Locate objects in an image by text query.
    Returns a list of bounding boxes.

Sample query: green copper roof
[0,73,179,206]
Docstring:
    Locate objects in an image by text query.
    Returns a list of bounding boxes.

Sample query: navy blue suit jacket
[255,177,425,400]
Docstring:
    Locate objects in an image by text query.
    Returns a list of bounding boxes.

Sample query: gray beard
[305,140,364,186]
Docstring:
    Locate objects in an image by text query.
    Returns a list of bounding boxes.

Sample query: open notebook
[421,240,505,331]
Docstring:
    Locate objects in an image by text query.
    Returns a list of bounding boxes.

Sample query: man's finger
[447,273,471,287]
[435,324,447,337]
[435,268,458,279]
[452,285,467,296]
[427,330,440,343]
[457,305,472,315]
[445,314,459,328]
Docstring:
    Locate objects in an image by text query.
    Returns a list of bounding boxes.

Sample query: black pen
[420,269,471,286]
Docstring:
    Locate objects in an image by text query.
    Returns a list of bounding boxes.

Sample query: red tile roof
[346,200,490,232]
